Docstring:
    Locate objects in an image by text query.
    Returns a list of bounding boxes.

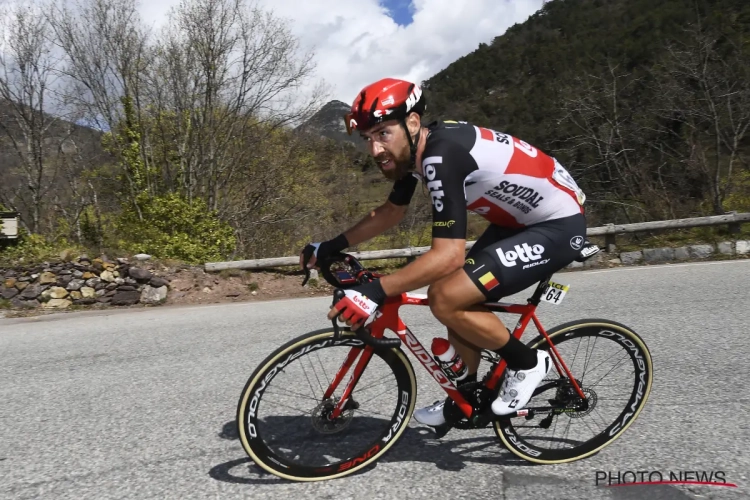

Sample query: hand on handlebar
[327,279,387,331]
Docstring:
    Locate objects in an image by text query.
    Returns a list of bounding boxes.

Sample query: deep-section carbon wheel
[237,328,416,481]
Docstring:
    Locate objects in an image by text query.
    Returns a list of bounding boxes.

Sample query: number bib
[541,281,569,305]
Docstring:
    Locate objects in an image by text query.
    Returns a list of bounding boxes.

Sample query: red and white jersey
[388,120,586,239]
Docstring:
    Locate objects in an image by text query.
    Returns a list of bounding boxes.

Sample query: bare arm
[379,237,466,296]
[342,200,408,247]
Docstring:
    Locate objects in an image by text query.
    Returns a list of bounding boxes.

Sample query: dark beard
[379,157,414,181]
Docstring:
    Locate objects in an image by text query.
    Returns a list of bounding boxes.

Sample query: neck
[414,126,429,175]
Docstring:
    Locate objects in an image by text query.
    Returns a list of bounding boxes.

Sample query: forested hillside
[1,0,748,266]
[421,0,750,226]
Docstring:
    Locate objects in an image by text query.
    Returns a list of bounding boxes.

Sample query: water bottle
[431,338,468,381]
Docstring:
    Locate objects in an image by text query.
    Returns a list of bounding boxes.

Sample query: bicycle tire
[236,327,417,481]
[494,319,653,464]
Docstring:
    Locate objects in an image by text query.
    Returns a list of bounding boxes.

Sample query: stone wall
[1,255,168,310]
[567,239,750,269]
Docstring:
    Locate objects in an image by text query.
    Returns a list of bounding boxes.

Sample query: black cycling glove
[302,233,349,268]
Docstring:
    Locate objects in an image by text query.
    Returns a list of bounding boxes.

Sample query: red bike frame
[323,290,586,421]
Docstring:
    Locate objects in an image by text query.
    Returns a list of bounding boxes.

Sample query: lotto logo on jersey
[422,156,444,212]
[497,243,545,267]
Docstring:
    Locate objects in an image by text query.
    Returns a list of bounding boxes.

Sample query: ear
[405,112,421,137]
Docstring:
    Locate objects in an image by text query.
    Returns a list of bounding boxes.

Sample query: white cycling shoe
[491,349,552,416]
[412,350,552,427]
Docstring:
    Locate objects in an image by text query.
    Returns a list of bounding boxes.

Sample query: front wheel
[494,319,653,463]
[236,328,417,481]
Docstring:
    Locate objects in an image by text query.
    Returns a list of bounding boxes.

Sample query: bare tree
[47,0,153,213]
[0,2,64,233]
[145,0,329,210]
[649,21,750,215]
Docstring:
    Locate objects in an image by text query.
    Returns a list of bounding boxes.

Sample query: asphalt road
[1,260,750,500]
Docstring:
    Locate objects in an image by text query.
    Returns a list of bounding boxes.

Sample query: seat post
[528,275,554,306]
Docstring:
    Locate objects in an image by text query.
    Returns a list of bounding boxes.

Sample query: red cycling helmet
[345,78,427,166]
[345,78,426,135]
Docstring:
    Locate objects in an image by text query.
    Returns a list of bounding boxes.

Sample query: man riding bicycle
[300,77,587,428]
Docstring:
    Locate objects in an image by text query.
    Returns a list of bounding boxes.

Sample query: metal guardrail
[204,211,750,271]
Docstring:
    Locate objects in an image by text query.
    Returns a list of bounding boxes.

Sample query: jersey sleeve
[421,140,477,239]
[387,174,418,206]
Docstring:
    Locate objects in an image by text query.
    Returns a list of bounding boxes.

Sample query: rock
[718,241,734,255]
[81,287,96,299]
[140,285,167,304]
[95,289,107,297]
[149,276,169,288]
[97,296,111,303]
[674,247,690,260]
[4,278,17,288]
[11,297,37,308]
[85,278,99,288]
[103,262,116,272]
[736,240,750,255]
[43,298,72,309]
[20,284,41,299]
[48,286,69,299]
[583,252,605,268]
[59,274,74,285]
[82,272,96,279]
[203,286,212,293]
[70,291,82,300]
[117,258,129,264]
[688,244,714,259]
[643,247,675,263]
[608,258,622,265]
[105,283,118,291]
[95,281,109,290]
[620,251,643,265]
[124,277,137,285]
[76,298,97,305]
[100,270,115,282]
[115,278,125,285]
[251,290,258,296]
[128,267,152,282]
[72,270,84,279]
[39,271,56,284]
[111,290,141,306]
[15,282,28,291]
[117,285,137,291]
[58,269,72,275]
[92,259,104,272]
[567,260,583,268]
[134,253,151,261]
[2,287,19,299]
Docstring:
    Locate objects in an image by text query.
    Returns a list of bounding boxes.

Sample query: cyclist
[300,77,587,427]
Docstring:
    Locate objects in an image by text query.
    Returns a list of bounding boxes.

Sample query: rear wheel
[494,319,653,463]
[236,328,417,481]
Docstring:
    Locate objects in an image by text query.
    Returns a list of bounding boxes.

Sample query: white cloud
[137,0,546,107]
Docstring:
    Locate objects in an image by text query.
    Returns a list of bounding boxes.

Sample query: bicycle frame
[323,279,587,421]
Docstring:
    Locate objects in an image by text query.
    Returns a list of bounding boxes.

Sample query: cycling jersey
[388,120,586,238]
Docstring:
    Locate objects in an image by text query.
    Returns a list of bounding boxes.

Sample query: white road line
[575,258,750,275]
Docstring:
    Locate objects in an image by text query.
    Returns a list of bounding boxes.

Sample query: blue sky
[381,0,414,26]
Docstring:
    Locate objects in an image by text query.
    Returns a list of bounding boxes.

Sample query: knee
[427,281,456,322]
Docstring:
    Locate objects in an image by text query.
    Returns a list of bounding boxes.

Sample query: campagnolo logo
[247,338,363,438]
[598,330,648,437]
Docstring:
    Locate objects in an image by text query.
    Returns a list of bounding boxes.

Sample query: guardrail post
[605,224,616,252]
[728,211,741,235]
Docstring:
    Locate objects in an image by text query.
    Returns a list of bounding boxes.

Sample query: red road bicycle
[236,249,653,482]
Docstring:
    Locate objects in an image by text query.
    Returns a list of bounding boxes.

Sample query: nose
[369,139,384,157]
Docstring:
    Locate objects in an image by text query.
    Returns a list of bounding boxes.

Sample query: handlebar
[331,289,401,349]
[301,251,401,349]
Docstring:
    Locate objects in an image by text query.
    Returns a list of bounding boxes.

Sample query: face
[360,119,413,180]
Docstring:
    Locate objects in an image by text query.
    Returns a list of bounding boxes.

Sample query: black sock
[494,336,538,371]
[458,371,477,387]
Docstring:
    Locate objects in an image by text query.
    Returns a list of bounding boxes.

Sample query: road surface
[1,260,749,499]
